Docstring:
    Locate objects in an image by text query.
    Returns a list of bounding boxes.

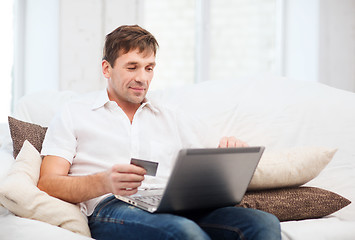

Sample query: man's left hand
[218,136,248,148]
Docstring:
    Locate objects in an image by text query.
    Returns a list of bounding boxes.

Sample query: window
[0,0,14,123]
[209,0,277,81]
[144,0,196,90]
[142,0,278,90]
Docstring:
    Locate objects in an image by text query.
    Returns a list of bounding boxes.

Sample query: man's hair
[103,25,159,67]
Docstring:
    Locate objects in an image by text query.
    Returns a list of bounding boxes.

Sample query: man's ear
[102,60,112,79]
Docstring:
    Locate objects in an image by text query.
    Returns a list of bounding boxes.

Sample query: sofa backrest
[13,77,355,166]
[149,77,355,166]
[13,90,77,127]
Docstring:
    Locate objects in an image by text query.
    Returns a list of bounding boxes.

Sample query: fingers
[107,164,147,196]
[218,136,249,148]
[115,188,139,196]
[110,181,141,196]
[112,164,146,176]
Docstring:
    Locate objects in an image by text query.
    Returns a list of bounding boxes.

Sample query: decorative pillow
[0,140,91,237]
[237,187,351,221]
[8,116,48,158]
[248,147,337,190]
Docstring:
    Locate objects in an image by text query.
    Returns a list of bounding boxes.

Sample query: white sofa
[0,76,354,240]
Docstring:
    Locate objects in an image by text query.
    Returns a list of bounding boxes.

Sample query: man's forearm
[38,155,146,203]
[38,172,109,204]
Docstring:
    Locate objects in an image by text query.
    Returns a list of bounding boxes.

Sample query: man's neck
[118,102,141,123]
[106,89,144,123]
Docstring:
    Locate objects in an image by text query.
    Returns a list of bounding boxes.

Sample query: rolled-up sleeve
[41,103,77,164]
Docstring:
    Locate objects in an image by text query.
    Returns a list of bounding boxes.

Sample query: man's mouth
[130,87,144,90]
[129,86,145,93]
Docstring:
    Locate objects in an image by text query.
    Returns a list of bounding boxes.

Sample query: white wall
[282,0,355,91]
[59,0,153,93]
[59,0,142,93]
[318,0,355,92]
[59,0,103,92]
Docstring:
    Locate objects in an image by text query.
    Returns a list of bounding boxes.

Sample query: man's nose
[134,68,149,83]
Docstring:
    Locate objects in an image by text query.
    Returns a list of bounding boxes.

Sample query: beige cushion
[0,140,91,237]
[249,147,337,190]
[237,187,351,221]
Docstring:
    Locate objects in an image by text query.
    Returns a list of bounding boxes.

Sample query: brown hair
[103,25,159,67]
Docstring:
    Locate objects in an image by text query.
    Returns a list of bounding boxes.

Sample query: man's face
[103,49,156,107]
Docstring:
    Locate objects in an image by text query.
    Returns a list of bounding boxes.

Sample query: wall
[282,0,355,91]
[318,0,355,92]
[59,0,142,93]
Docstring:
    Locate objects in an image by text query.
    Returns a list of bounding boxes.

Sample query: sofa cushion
[249,147,337,190]
[8,116,47,158]
[237,187,351,221]
[0,140,91,237]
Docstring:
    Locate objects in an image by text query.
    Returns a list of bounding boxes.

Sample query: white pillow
[248,147,337,190]
[0,148,14,182]
[0,140,91,237]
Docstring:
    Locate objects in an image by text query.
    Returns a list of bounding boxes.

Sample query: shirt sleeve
[41,103,77,164]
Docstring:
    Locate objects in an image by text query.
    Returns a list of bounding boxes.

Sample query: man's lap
[88,195,280,240]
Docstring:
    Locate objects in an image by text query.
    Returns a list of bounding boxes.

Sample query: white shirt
[41,89,206,216]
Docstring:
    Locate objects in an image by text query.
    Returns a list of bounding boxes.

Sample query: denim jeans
[88,196,281,240]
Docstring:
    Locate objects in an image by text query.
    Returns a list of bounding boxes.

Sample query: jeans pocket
[92,195,116,218]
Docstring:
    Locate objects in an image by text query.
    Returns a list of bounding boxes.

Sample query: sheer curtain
[0,0,14,123]
[143,0,278,90]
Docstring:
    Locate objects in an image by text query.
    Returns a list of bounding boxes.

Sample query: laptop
[115,146,264,213]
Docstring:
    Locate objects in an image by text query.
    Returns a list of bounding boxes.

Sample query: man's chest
[73,110,182,168]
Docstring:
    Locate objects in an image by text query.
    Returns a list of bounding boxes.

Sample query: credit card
[130,158,158,176]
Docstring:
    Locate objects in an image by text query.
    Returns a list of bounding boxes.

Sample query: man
[38,25,281,240]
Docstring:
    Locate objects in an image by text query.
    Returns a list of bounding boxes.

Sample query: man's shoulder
[147,98,179,120]
[148,95,175,112]
[64,90,105,109]
[54,90,106,122]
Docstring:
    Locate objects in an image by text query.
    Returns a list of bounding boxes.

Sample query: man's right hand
[105,164,146,196]
[38,155,147,204]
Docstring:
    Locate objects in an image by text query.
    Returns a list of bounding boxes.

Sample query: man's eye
[128,67,136,70]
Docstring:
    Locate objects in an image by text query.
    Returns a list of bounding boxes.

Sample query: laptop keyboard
[133,195,162,207]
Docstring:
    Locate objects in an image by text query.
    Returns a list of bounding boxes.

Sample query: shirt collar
[140,99,160,113]
[91,89,160,114]
[91,89,110,110]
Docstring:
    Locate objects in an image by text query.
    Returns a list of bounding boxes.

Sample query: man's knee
[160,216,209,240]
[198,207,281,240]
[242,208,281,240]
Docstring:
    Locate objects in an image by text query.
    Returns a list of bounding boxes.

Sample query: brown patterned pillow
[236,187,351,221]
[8,116,48,158]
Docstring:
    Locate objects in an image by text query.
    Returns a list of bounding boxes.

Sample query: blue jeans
[88,196,281,240]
